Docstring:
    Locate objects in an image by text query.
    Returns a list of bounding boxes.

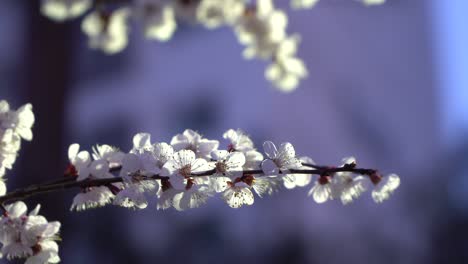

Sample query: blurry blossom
[0,0,467,264]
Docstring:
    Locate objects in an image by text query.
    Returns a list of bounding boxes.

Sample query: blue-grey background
[0,0,467,263]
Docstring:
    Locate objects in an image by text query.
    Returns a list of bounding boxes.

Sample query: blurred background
[0,0,467,263]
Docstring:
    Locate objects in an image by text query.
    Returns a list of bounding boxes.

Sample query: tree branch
[0,165,378,204]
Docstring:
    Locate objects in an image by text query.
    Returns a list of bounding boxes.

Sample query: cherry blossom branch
[0,165,378,204]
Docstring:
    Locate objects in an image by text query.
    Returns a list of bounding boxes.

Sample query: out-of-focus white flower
[81,8,131,54]
[329,157,368,204]
[135,1,177,41]
[161,149,211,190]
[0,129,21,173]
[0,202,61,263]
[41,0,91,22]
[261,141,301,174]
[211,150,245,178]
[283,156,314,189]
[308,175,332,203]
[222,181,254,208]
[361,0,385,6]
[68,143,91,180]
[372,173,400,203]
[196,0,245,28]
[170,129,219,159]
[131,141,174,177]
[70,186,114,211]
[25,240,61,264]
[266,35,308,92]
[235,0,288,60]
[7,103,34,142]
[223,129,254,152]
[0,100,34,141]
[0,101,34,179]
[290,0,320,9]
[331,173,368,205]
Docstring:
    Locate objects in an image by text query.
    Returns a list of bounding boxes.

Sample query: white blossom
[172,182,212,211]
[131,133,153,154]
[67,143,91,180]
[2,103,34,142]
[170,129,219,159]
[161,149,211,190]
[0,101,34,179]
[235,0,288,60]
[135,1,177,42]
[41,0,91,22]
[156,184,181,210]
[70,186,115,211]
[77,159,114,181]
[372,173,400,203]
[69,144,119,210]
[0,180,5,196]
[331,174,368,205]
[151,142,174,167]
[196,0,245,28]
[220,173,280,208]
[261,141,301,174]
[265,35,308,92]
[283,156,314,189]
[329,157,368,204]
[114,153,160,209]
[222,181,254,208]
[308,176,332,203]
[290,0,320,10]
[243,150,264,170]
[0,100,34,141]
[222,129,254,152]
[81,7,131,54]
[0,202,61,263]
[211,150,245,178]
[0,130,21,174]
[252,176,282,197]
[92,144,125,168]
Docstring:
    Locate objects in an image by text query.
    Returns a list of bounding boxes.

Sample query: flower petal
[263,141,278,159]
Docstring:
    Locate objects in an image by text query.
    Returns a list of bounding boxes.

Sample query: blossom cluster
[0,101,35,195]
[0,97,400,263]
[0,202,61,264]
[40,0,385,92]
[67,129,400,211]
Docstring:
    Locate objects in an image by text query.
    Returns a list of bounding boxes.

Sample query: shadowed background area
[0,0,467,263]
